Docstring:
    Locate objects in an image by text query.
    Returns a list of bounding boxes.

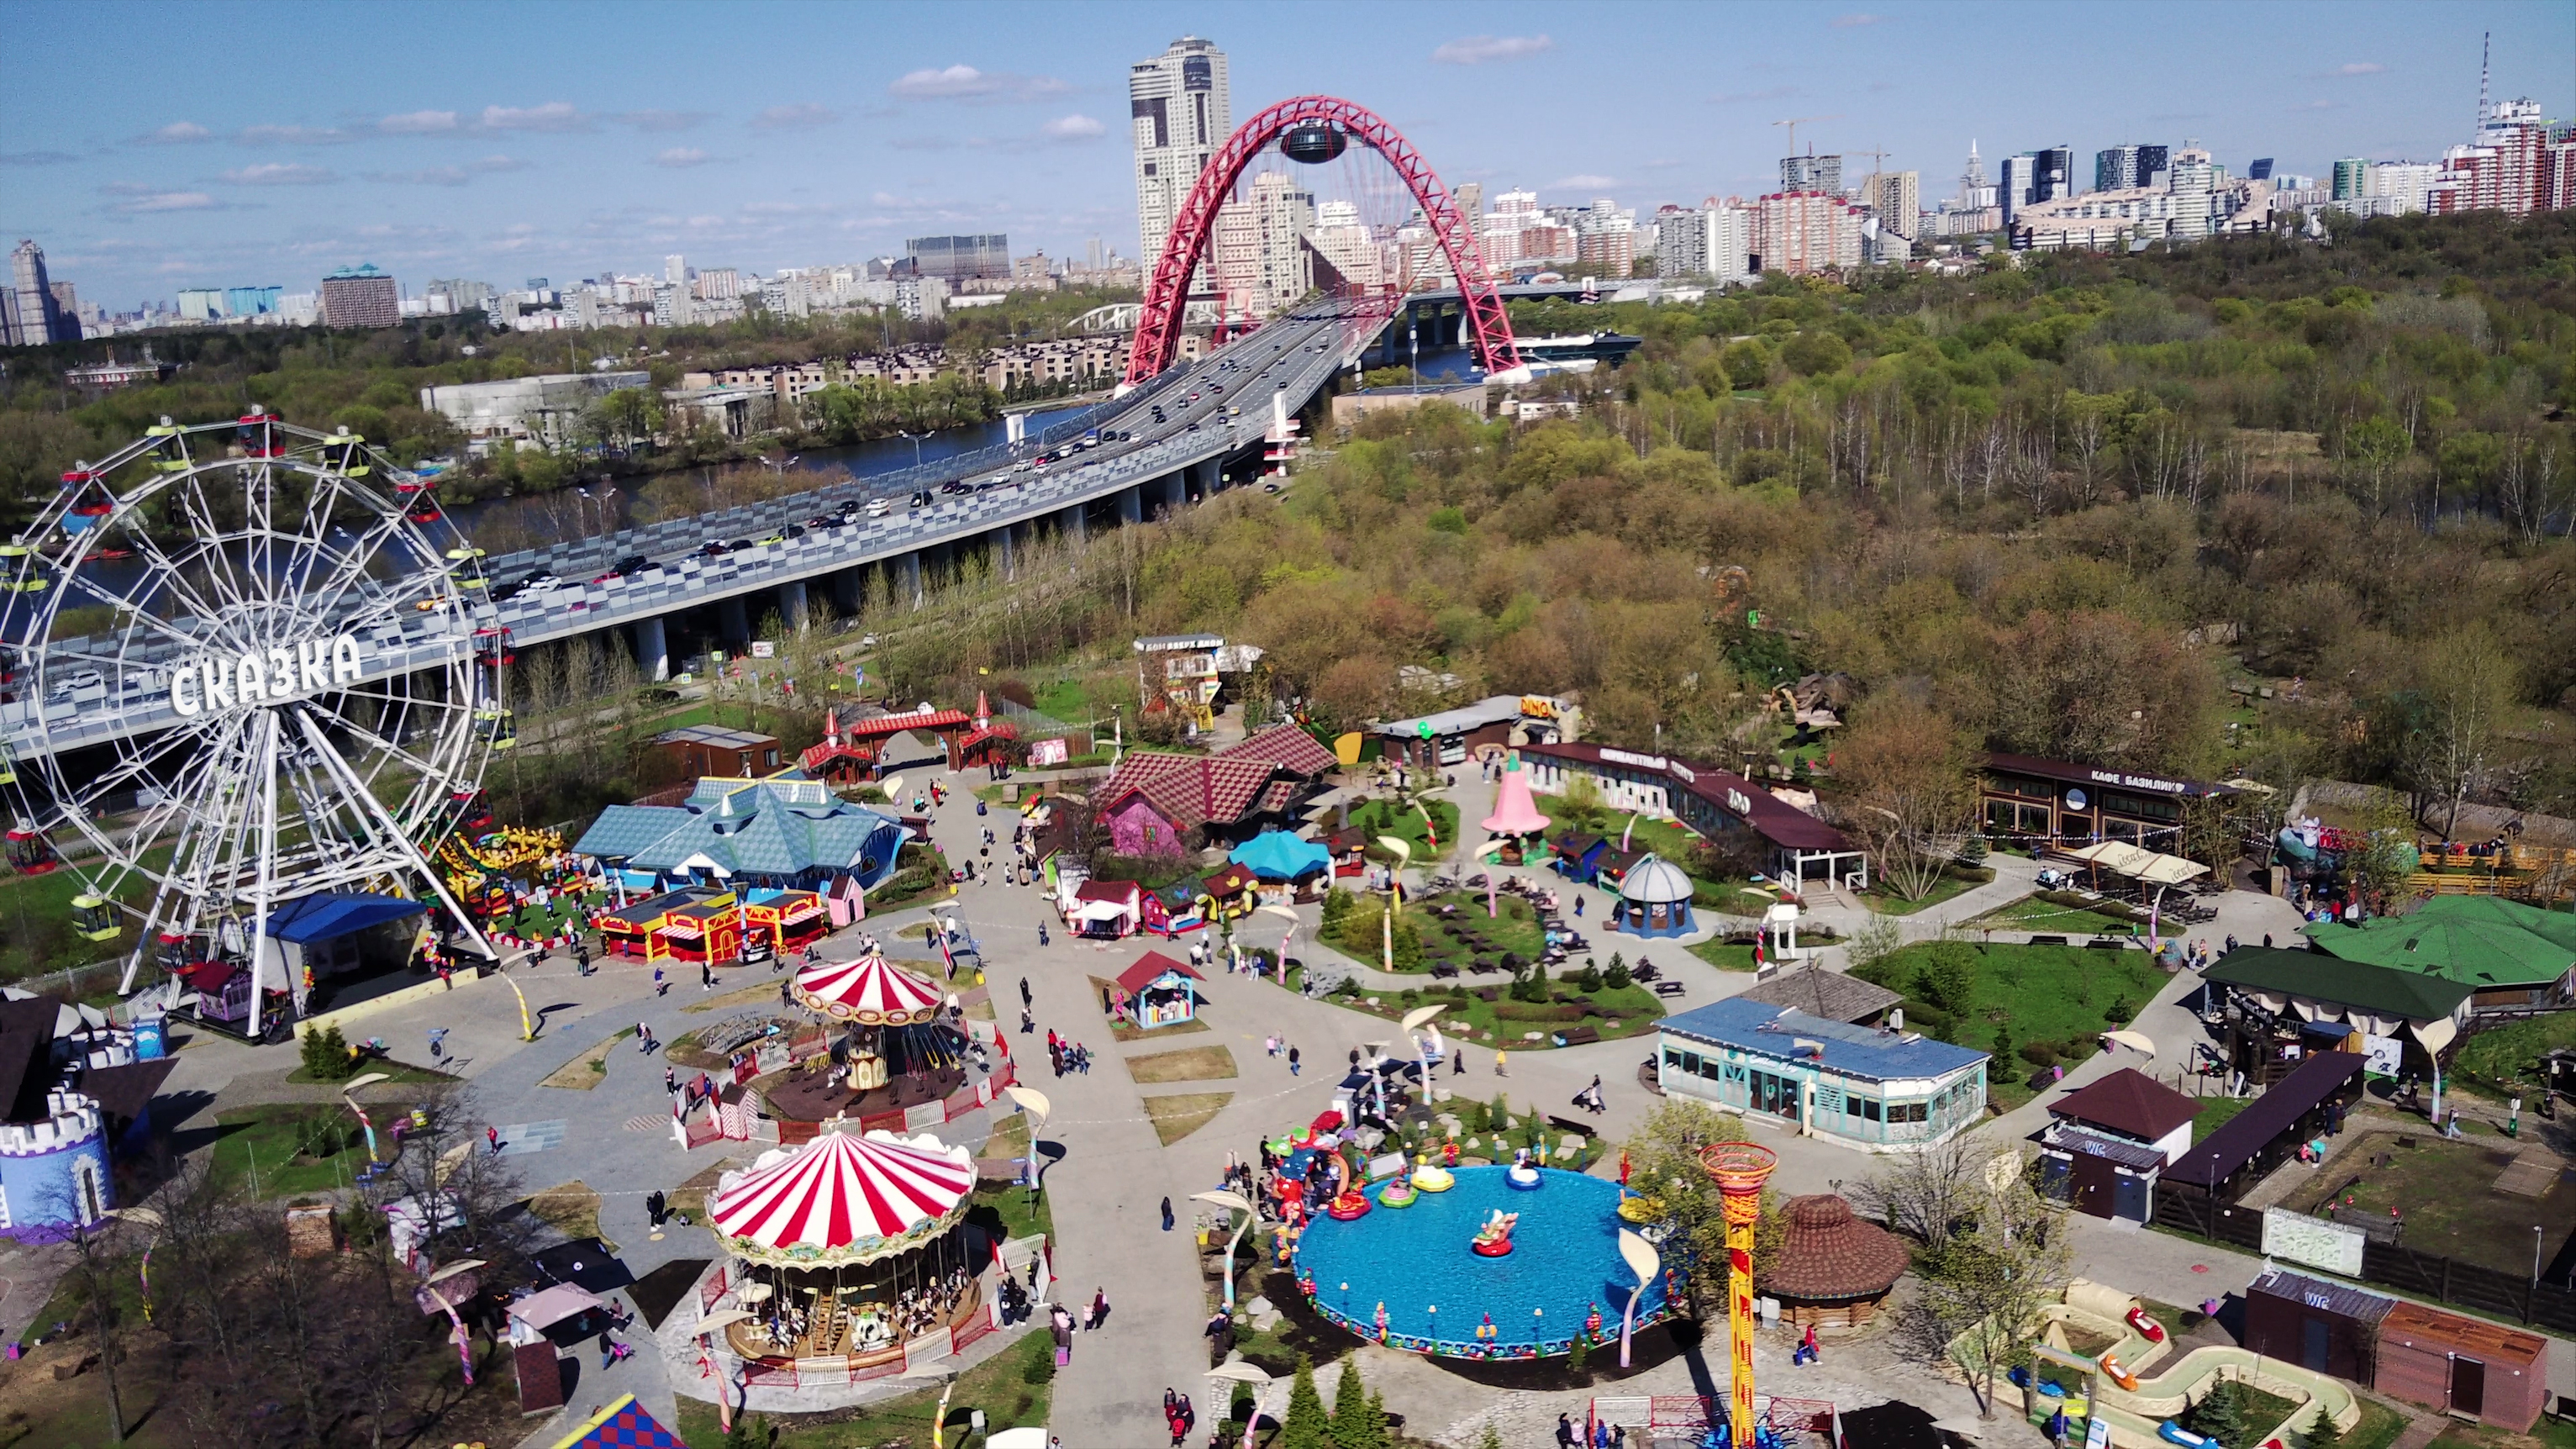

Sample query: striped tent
[709,1128,976,1267]
[793,951,946,1025]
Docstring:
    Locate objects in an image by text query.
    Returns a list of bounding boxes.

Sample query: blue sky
[5,0,2569,311]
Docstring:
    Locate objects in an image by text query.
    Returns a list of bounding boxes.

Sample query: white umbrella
[2104,1030,2157,1058]
[1004,1085,1052,1127]
[987,1431,1051,1449]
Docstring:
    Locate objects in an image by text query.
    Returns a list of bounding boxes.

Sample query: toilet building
[2241,1267,2394,1384]
[2376,1301,2547,1431]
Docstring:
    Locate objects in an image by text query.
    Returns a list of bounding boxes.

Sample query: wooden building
[2377,1302,2547,1431]
[656,725,782,778]
[2242,1267,2394,1383]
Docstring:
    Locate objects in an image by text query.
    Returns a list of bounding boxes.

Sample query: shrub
[1604,959,1631,989]
[1914,942,1979,1016]
[2183,1379,2247,1446]
[2019,1041,2062,1069]
[299,1023,353,1082]
[1021,1341,1056,1384]
[1578,962,1605,993]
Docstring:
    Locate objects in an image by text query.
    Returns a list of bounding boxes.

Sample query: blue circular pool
[1293,1165,1668,1357]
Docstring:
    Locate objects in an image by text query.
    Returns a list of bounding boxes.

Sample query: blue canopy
[266,892,426,944]
[1230,831,1330,882]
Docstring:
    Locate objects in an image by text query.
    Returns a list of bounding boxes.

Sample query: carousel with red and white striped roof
[793,951,946,1025]
[761,951,972,1126]
[705,1126,989,1366]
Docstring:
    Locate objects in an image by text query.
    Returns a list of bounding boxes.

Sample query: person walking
[664,1066,677,1096]
[1087,1288,1110,1330]
[1021,1007,1035,1035]
[1558,1414,1579,1448]
[1287,1045,1300,1077]
[1495,1048,1509,1077]
[652,966,668,997]
[1020,977,1033,1010]
[1162,1196,1175,1231]
[487,1125,503,1155]
[1452,1046,1467,1076]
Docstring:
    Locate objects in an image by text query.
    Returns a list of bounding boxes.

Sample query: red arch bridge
[1123,95,1523,386]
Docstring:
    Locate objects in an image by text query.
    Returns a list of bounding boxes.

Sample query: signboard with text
[2262,1206,2365,1277]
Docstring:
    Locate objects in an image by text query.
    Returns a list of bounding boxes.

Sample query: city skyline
[3,0,2570,308]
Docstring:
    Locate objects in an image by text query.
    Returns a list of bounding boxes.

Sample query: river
[443,403,1093,552]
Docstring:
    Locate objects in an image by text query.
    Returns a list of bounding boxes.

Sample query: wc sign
[170,633,365,717]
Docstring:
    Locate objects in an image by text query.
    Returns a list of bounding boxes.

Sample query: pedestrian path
[491,1120,568,1157]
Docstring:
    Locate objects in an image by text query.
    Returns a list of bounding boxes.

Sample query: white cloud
[473,155,530,173]
[751,103,838,130]
[687,214,725,228]
[1551,174,1620,191]
[1830,13,1886,26]
[239,124,351,145]
[140,121,212,145]
[1041,113,1104,141]
[477,102,588,133]
[653,147,715,168]
[0,150,80,166]
[2331,61,2387,76]
[367,155,526,187]
[1710,85,1796,104]
[614,109,711,132]
[888,65,1069,101]
[1431,34,1554,65]
[106,190,222,213]
[224,162,338,185]
[379,109,458,134]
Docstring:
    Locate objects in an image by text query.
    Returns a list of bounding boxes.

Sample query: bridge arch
[1121,96,1521,385]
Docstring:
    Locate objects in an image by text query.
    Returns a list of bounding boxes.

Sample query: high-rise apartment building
[1130,35,1232,279]
[319,263,400,329]
[1999,147,2074,224]
[664,255,687,285]
[2095,145,2170,192]
[2431,97,2568,215]
[2166,147,2215,240]
[1751,192,1865,276]
[1857,171,1920,256]
[696,267,740,301]
[1781,153,1842,194]
[2331,158,2370,201]
[1209,171,1314,317]
[5,241,75,346]
[905,234,1012,282]
[1655,203,1752,282]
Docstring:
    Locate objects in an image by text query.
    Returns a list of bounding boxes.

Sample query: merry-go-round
[702,1125,988,1369]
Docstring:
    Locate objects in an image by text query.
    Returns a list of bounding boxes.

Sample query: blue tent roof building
[573,777,908,892]
[1230,830,1332,882]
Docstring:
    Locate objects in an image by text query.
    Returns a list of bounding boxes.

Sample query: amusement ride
[0,410,504,1036]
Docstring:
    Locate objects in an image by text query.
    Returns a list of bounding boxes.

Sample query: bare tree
[1832,695,1978,902]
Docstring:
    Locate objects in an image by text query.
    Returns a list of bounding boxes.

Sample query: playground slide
[2083,1346,2358,1449]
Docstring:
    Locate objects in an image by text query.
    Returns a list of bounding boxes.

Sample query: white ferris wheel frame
[0,412,503,1037]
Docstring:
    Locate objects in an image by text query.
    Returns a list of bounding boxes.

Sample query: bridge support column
[833,566,862,617]
[900,551,925,610]
[719,594,750,650]
[1119,486,1142,526]
[1061,503,1086,543]
[1188,457,1219,500]
[781,579,809,633]
[995,522,1016,582]
[633,614,669,682]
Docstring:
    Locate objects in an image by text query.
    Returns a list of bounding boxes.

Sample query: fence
[2156,1188,2576,1332]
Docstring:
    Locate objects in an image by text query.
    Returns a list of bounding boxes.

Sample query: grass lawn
[2191,1094,2253,1144]
[535,1030,635,1089]
[1348,795,1461,860]
[1968,893,2142,934]
[1327,891,1550,972]
[2453,1009,2576,1094]
[1861,867,1991,916]
[208,1103,387,1198]
[672,1318,1055,1448]
[524,1180,608,1244]
[2426,1415,2576,1449]
[1851,943,2164,1110]
[1126,1046,1239,1083]
[972,1180,1054,1246]
[2341,1398,2414,1449]
[1274,967,1665,1047]
[1146,1092,1234,1146]
[1688,941,1760,971]
[2279,1128,2576,1278]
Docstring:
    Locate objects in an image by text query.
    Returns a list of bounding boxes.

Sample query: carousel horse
[1471,1209,1518,1257]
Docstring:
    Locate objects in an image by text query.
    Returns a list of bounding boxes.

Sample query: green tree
[1619,1098,1785,1317]
[1281,1355,1331,1449]
[1914,942,1979,1017]
[1720,338,1776,389]
[596,387,664,451]
[298,1023,352,1082]
[2340,414,2411,512]
[1329,1357,1387,1449]
[2405,624,2520,839]
[1892,1152,2072,1419]
[1780,331,1853,377]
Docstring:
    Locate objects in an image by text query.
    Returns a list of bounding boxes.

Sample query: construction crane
[1772,115,1832,160]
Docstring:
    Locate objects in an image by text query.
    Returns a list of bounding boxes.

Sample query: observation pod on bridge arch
[1119,95,1525,389]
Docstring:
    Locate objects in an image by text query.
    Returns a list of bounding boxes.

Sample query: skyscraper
[6,241,75,346]
[319,262,400,329]
[1781,153,1842,194]
[1210,171,1313,317]
[905,234,1012,282]
[1130,35,1232,280]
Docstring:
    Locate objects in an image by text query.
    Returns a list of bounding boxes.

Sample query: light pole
[895,429,928,469]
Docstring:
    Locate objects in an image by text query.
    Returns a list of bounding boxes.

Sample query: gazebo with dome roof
[1609,852,1696,937]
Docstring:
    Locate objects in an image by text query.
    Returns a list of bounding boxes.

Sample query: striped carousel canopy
[709,1128,976,1268]
[793,951,946,1025]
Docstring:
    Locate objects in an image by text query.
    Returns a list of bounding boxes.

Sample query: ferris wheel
[0,408,505,1035]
